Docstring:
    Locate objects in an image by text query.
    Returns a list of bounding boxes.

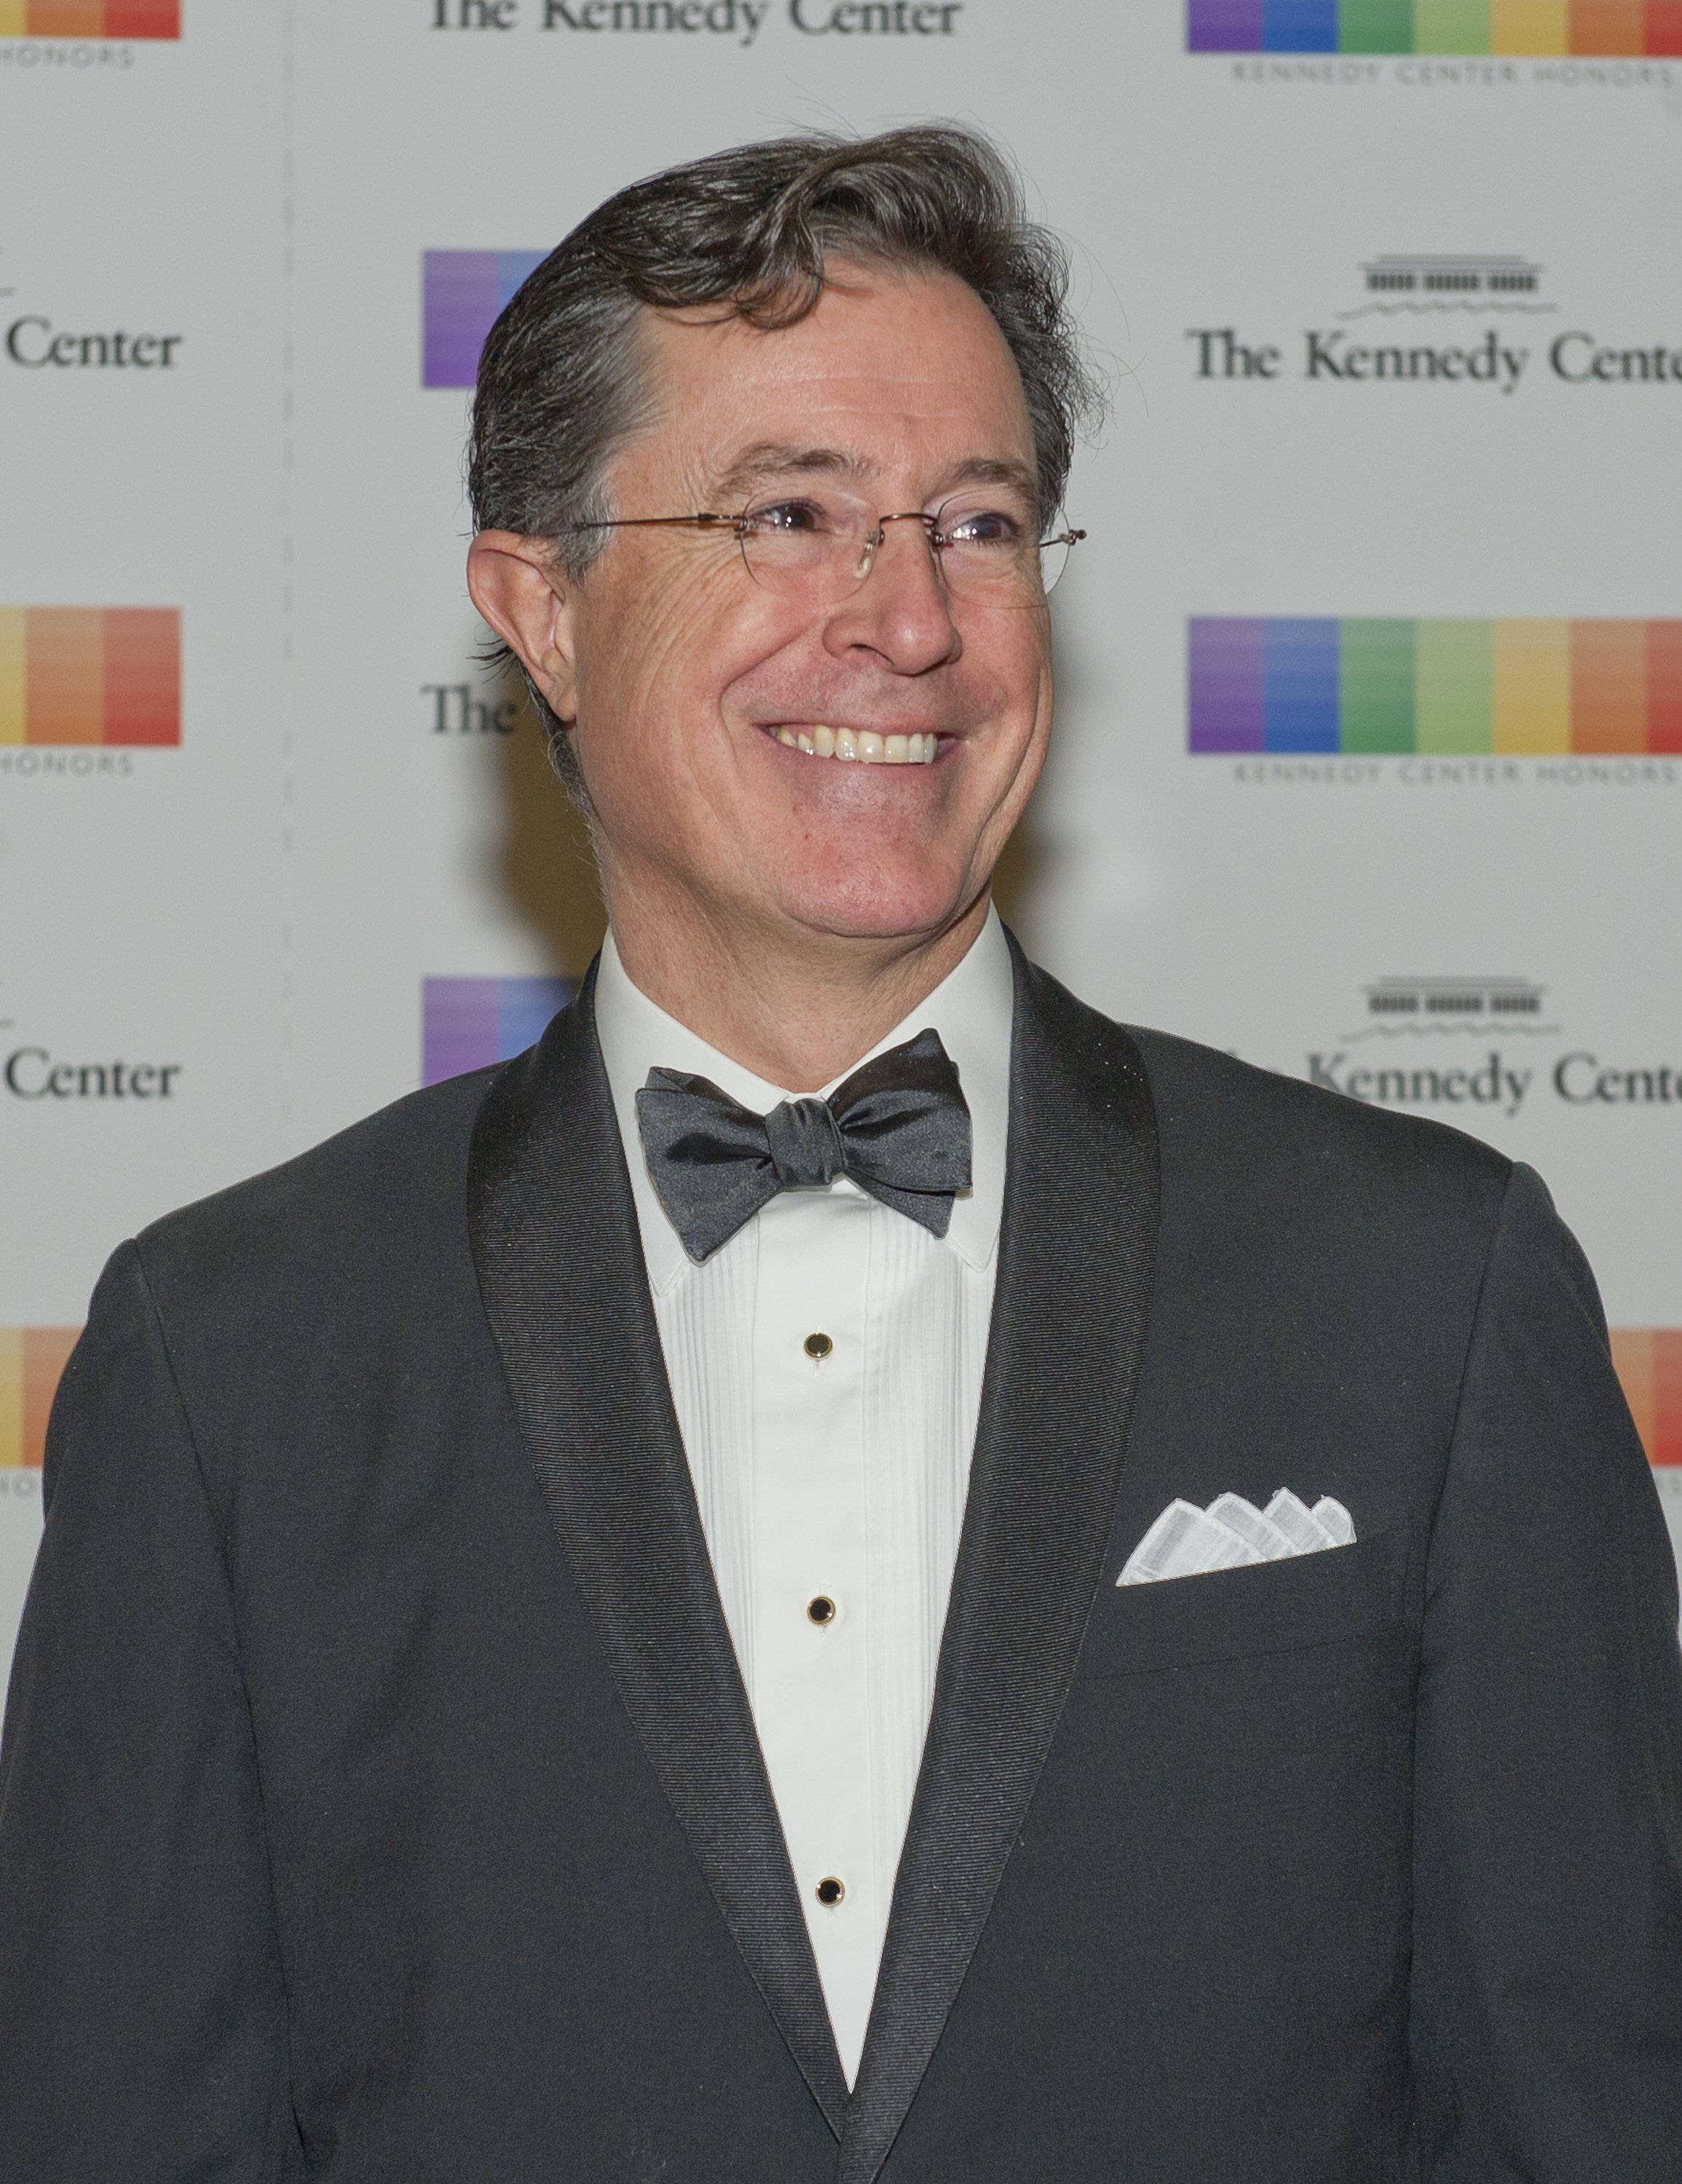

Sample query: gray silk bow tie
[635,1028,974,1265]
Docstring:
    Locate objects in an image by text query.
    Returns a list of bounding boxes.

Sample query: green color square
[1413,0,1489,51]
[1339,0,1414,50]
[1415,620,1492,752]
[1339,620,1416,751]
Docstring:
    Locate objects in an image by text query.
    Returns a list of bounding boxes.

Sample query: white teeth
[775,724,941,765]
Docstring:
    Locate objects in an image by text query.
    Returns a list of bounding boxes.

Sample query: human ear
[466,532,580,723]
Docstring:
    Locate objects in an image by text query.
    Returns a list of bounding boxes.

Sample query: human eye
[741,496,834,539]
[936,502,1027,550]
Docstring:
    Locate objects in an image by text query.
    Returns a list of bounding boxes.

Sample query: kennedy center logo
[0,1328,78,1471]
[1347,255,1548,312]
[1188,619,1682,757]
[0,1,178,33]
[422,976,575,1085]
[1186,0,1682,54]
[2,240,186,369]
[0,609,179,746]
[422,251,545,389]
[1301,973,1681,1123]
[1358,976,1554,1032]
[425,1,964,41]
[1190,251,1679,394]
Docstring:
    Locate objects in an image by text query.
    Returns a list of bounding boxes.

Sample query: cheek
[985,611,1054,719]
[579,555,788,753]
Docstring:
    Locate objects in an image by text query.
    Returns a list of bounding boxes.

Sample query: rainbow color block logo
[422,976,575,1085]
[0,1329,78,1470]
[0,609,179,747]
[1188,1,1682,52]
[1189,618,1682,756]
[422,252,545,390]
[0,1,177,32]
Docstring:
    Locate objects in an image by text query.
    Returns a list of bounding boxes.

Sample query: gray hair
[467,124,1104,791]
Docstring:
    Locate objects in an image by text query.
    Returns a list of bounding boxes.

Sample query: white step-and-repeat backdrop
[2,1,1679,1683]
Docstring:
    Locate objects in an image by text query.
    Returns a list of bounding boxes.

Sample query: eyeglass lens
[734,488,1075,603]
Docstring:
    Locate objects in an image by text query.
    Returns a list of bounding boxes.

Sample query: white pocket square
[1118,1489,1355,1586]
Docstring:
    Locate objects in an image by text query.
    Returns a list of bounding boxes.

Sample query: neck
[604,882,992,1094]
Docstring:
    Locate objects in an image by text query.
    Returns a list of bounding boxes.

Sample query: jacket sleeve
[0,1241,301,2182]
[1410,1162,1682,2181]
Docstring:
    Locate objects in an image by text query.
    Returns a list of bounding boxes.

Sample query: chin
[766,845,975,945]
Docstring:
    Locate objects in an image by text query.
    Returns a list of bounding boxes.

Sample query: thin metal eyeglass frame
[553,503,1087,597]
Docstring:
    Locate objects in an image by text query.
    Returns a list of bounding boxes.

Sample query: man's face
[522,266,1054,953]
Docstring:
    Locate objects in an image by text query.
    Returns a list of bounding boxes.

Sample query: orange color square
[1569,0,1646,44]
[27,0,106,33]
[22,1329,78,1467]
[27,609,104,745]
[1570,620,1647,752]
[1612,1331,1682,1467]
[1657,1332,1682,1467]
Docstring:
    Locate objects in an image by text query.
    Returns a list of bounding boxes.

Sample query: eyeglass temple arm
[555,514,736,532]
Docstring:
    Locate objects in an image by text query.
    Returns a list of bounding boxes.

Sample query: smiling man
[3,129,1681,2184]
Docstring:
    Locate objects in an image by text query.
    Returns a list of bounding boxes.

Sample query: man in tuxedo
[2,126,1680,2183]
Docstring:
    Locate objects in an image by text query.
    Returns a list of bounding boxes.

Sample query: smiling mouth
[767,725,940,767]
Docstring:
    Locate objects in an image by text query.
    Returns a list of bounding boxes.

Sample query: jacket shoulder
[1016,944,1516,1241]
[130,1067,500,1310]
[1125,1019,1514,1204]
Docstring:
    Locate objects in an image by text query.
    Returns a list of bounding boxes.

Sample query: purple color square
[1188,0,1263,48]
[423,252,500,389]
[422,250,544,389]
[422,976,574,1086]
[423,976,500,1083]
[1188,618,1266,751]
[1263,619,1340,751]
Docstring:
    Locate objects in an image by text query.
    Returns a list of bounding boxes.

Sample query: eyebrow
[711,443,867,502]
[948,455,1041,505]
[709,442,1041,511]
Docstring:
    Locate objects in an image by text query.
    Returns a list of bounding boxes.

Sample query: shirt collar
[593,907,1014,1295]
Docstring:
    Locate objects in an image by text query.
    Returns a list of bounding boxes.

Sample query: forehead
[628,265,1035,489]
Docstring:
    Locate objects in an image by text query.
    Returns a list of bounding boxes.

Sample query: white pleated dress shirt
[593,909,1013,2086]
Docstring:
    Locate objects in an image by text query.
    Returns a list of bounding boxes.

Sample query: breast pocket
[1081,1524,1417,1681]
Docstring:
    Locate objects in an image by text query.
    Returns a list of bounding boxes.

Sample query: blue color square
[1263,620,1341,751]
[1262,0,1339,47]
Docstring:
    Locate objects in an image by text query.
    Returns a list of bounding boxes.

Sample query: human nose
[820,515,961,674]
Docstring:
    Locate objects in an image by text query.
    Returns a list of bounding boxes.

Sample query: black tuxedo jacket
[3,947,1681,2183]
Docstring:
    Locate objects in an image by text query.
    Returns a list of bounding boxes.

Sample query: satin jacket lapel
[838,942,1162,2184]
[467,968,850,2135]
